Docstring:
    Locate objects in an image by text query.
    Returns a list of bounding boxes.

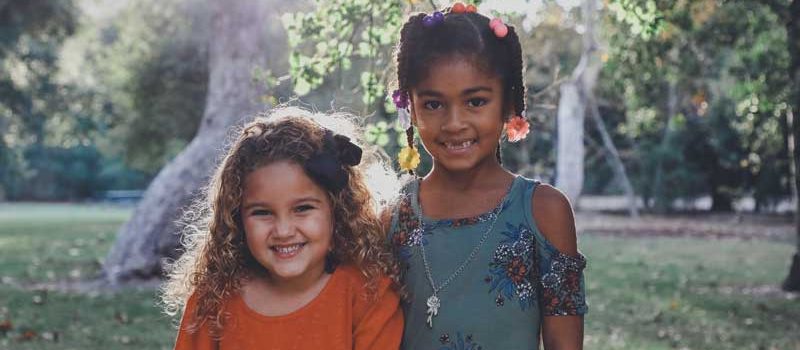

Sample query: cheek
[301,213,334,242]
[243,219,269,244]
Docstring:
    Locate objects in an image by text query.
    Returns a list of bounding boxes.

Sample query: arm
[353,278,404,350]
[532,184,584,350]
[173,292,217,350]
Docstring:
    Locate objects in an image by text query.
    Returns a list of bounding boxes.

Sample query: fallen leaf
[0,320,11,332]
[17,329,37,341]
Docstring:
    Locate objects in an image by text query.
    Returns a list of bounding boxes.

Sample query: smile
[442,139,476,152]
[270,243,307,258]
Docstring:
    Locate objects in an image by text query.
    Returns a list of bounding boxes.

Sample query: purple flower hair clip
[423,11,445,27]
[391,89,412,129]
[392,89,409,109]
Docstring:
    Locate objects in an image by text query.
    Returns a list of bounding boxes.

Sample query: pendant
[425,294,440,328]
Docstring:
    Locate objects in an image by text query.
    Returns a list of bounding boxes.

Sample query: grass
[0,203,176,349]
[582,235,799,350]
[0,203,798,349]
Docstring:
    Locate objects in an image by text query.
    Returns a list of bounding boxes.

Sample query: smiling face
[240,160,334,287]
[410,56,508,174]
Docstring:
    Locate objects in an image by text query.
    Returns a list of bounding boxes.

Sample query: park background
[1,0,799,348]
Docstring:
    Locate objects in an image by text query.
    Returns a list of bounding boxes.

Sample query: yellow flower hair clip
[398,146,421,172]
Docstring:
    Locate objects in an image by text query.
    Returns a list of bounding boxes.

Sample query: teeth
[273,243,303,254]
[445,140,474,149]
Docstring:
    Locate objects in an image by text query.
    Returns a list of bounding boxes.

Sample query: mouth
[441,139,476,152]
[270,242,307,258]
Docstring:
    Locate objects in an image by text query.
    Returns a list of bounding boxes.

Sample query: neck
[424,160,512,192]
[258,266,329,296]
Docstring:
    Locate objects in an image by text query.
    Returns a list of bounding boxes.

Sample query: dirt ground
[576,211,795,241]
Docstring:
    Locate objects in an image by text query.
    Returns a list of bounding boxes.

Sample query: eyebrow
[417,86,494,98]
[241,197,324,211]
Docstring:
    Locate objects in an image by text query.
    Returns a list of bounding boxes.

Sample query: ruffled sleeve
[522,178,588,316]
[535,241,588,316]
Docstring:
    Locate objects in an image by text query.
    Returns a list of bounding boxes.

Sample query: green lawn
[0,203,797,349]
[0,203,176,349]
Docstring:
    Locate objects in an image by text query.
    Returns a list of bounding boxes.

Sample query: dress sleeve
[353,278,404,350]
[173,292,217,350]
[535,240,588,316]
[523,179,588,316]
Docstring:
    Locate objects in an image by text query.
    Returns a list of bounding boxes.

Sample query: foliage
[599,0,792,210]
[0,1,157,200]
[81,0,210,173]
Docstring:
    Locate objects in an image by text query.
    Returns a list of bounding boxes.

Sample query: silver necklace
[415,191,503,329]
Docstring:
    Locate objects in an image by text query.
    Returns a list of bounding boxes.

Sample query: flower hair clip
[392,89,412,129]
[450,2,477,14]
[423,11,445,27]
[489,17,508,38]
[505,115,530,142]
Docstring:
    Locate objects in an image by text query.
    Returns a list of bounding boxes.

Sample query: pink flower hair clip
[489,17,508,38]
[505,115,530,142]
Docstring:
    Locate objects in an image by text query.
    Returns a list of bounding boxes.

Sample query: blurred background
[0,0,798,348]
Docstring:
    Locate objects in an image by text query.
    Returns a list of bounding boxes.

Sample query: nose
[441,106,467,133]
[272,217,294,239]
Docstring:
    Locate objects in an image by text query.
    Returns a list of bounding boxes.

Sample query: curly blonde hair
[161,107,399,336]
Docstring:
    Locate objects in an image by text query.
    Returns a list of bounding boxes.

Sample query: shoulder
[336,265,393,294]
[530,183,578,256]
[337,265,397,316]
[338,263,367,278]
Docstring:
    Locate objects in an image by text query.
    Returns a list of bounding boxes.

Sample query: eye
[295,204,316,213]
[467,98,487,108]
[251,209,272,216]
[423,100,443,110]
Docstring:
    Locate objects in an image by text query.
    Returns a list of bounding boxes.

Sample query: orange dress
[174,265,403,350]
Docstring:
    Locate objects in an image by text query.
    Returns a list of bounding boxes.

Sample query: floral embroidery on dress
[486,223,536,310]
[391,190,509,263]
[540,251,587,316]
[391,195,422,263]
[438,332,482,350]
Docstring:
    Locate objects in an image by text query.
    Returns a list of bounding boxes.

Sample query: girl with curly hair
[163,107,403,349]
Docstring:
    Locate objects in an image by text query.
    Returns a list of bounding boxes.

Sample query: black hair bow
[304,130,362,193]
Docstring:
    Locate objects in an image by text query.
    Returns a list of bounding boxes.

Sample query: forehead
[241,161,328,204]
[414,55,501,93]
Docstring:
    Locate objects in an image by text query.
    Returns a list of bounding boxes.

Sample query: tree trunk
[652,78,678,213]
[556,81,585,202]
[555,0,600,204]
[588,96,639,218]
[102,0,291,283]
[783,0,800,292]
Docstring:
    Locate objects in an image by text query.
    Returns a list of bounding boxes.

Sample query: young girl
[387,3,587,349]
[163,107,403,349]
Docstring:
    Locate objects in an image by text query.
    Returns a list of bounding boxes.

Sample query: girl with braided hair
[164,107,403,349]
[386,3,586,349]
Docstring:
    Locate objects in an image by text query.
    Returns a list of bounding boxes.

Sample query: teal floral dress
[388,176,587,350]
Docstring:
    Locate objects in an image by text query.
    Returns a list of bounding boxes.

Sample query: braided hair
[393,7,526,169]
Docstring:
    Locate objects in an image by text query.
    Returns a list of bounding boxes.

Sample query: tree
[0,1,78,199]
[554,0,639,217]
[761,0,800,292]
[102,0,296,282]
